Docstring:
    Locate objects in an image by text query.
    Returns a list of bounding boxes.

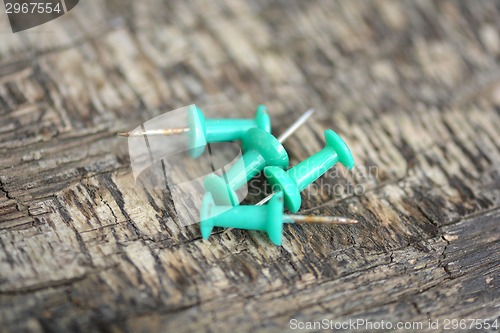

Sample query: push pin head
[324,129,355,169]
[264,129,354,213]
[187,105,207,158]
[200,191,358,245]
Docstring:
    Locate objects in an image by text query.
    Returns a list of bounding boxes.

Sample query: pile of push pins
[119,105,359,246]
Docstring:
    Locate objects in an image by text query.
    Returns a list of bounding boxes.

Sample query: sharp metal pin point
[118,104,271,158]
[276,108,315,143]
[256,192,274,206]
[203,109,315,205]
[200,191,359,246]
[264,129,354,213]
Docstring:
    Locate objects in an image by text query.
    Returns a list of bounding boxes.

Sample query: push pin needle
[201,191,358,245]
[260,200,360,225]
[277,108,315,143]
[117,127,189,137]
[282,214,359,225]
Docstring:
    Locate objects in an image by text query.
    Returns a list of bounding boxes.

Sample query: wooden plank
[0,0,499,332]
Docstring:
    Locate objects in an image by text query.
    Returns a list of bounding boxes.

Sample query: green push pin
[118,104,271,158]
[200,191,359,246]
[263,129,354,213]
[204,127,288,205]
[204,109,315,206]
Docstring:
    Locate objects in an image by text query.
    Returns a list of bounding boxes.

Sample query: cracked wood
[0,0,499,332]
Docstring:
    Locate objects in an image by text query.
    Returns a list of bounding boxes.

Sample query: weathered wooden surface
[0,0,499,332]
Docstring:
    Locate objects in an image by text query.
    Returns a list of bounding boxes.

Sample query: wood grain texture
[0,0,499,332]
